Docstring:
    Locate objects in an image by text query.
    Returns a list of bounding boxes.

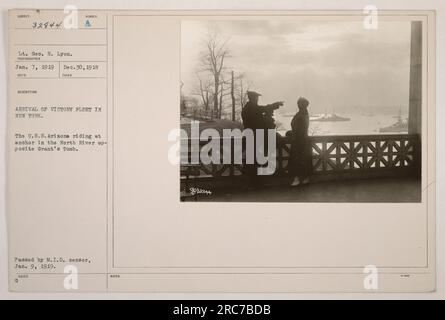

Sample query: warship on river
[311,112,351,122]
[281,108,351,122]
[379,108,408,133]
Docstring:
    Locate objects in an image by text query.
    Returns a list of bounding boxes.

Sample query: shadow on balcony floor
[196,177,421,203]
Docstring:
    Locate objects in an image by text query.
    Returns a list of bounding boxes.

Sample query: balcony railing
[180,134,420,181]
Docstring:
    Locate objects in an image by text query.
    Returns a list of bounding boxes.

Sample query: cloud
[200,20,308,37]
[181,20,411,111]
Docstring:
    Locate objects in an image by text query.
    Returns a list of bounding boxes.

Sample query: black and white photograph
[180,19,423,202]
[2,5,438,297]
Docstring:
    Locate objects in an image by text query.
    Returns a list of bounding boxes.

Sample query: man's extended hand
[271,101,284,109]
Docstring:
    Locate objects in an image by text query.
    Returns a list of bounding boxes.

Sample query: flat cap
[247,91,262,98]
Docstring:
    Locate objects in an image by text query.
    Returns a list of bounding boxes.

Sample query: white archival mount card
[7,9,436,292]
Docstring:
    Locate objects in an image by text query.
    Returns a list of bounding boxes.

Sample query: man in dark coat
[241,91,283,188]
[241,91,283,130]
[289,97,312,186]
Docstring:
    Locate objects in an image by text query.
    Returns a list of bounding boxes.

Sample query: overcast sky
[181,20,411,114]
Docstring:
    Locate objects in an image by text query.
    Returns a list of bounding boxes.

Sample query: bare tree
[231,71,236,121]
[237,75,249,110]
[200,79,210,112]
[217,75,232,119]
[229,73,252,122]
[198,29,231,118]
[194,75,212,112]
[189,29,254,122]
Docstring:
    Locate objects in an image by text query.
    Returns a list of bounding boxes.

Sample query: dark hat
[247,91,262,98]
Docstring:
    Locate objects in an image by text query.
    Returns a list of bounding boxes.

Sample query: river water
[274,113,408,136]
